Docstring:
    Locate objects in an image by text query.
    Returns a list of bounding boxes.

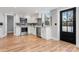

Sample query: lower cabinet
[41,27,46,38]
[0,27,4,38]
[15,26,21,36]
[28,26,36,35]
[41,27,52,40]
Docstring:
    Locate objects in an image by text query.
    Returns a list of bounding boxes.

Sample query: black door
[60,7,76,44]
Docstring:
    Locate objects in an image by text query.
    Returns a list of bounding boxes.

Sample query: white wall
[51,9,59,40]
[76,7,79,47]
[0,14,5,38]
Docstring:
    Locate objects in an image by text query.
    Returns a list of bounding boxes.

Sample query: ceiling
[0,7,57,15]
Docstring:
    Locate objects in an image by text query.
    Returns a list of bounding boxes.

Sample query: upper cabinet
[26,16,31,23]
[26,15,37,23]
[27,16,37,23]
[26,12,52,25]
[27,13,42,23]
[36,13,42,18]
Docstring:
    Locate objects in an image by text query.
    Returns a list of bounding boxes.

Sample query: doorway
[60,7,76,44]
[7,15,14,36]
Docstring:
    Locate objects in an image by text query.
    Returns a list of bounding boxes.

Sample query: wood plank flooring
[0,34,79,52]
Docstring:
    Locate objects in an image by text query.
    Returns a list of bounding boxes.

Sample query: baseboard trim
[51,37,60,41]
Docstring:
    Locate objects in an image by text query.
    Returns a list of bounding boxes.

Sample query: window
[62,10,73,32]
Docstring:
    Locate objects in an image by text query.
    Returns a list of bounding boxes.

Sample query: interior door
[7,15,14,33]
[60,8,76,44]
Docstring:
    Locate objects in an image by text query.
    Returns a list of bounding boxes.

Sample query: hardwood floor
[0,34,79,52]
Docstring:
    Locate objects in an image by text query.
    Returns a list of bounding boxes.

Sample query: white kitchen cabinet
[28,26,36,35]
[28,26,33,34]
[0,27,4,38]
[27,17,37,23]
[45,27,52,39]
[41,27,46,38]
[15,26,21,36]
[27,16,31,23]
[41,26,52,40]
[32,27,36,35]
[31,17,37,23]
[37,13,42,18]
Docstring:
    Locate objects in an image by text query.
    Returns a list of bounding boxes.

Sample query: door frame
[60,7,76,44]
[5,13,15,36]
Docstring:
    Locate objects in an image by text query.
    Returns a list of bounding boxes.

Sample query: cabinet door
[15,26,20,36]
[28,27,36,35]
[0,27,4,38]
[41,27,46,38]
[27,17,37,23]
[46,27,52,39]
